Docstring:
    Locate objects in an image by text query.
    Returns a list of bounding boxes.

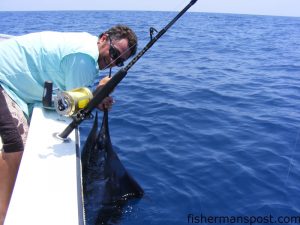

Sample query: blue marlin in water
[81,111,144,225]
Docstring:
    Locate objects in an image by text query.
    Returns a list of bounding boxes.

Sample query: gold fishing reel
[54,87,93,117]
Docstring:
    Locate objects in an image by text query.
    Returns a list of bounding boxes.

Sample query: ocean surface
[1,8,300,225]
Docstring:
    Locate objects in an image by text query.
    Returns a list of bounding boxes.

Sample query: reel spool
[54,87,93,117]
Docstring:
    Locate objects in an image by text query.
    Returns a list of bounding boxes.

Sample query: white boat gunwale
[4,106,85,225]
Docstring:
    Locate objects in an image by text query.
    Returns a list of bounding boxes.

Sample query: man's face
[97,34,131,70]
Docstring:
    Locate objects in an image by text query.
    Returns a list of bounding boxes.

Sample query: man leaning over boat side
[0,25,138,225]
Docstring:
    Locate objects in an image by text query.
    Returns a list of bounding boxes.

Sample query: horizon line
[0,9,299,18]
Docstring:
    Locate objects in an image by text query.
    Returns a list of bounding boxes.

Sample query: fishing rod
[58,0,198,139]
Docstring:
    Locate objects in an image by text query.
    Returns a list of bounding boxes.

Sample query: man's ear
[99,33,108,42]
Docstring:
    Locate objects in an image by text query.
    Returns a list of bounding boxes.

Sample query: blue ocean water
[1,9,300,225]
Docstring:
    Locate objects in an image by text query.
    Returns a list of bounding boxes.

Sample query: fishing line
[92,41,136,87]
[102,43,137,71]
[284,127,300,186]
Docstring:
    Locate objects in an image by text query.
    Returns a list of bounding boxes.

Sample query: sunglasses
[108,36,125,67]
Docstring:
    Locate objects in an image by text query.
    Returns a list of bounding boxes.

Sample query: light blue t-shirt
[0,31,100,116]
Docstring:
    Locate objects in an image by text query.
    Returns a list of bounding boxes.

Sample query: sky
[0,0,300,17]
